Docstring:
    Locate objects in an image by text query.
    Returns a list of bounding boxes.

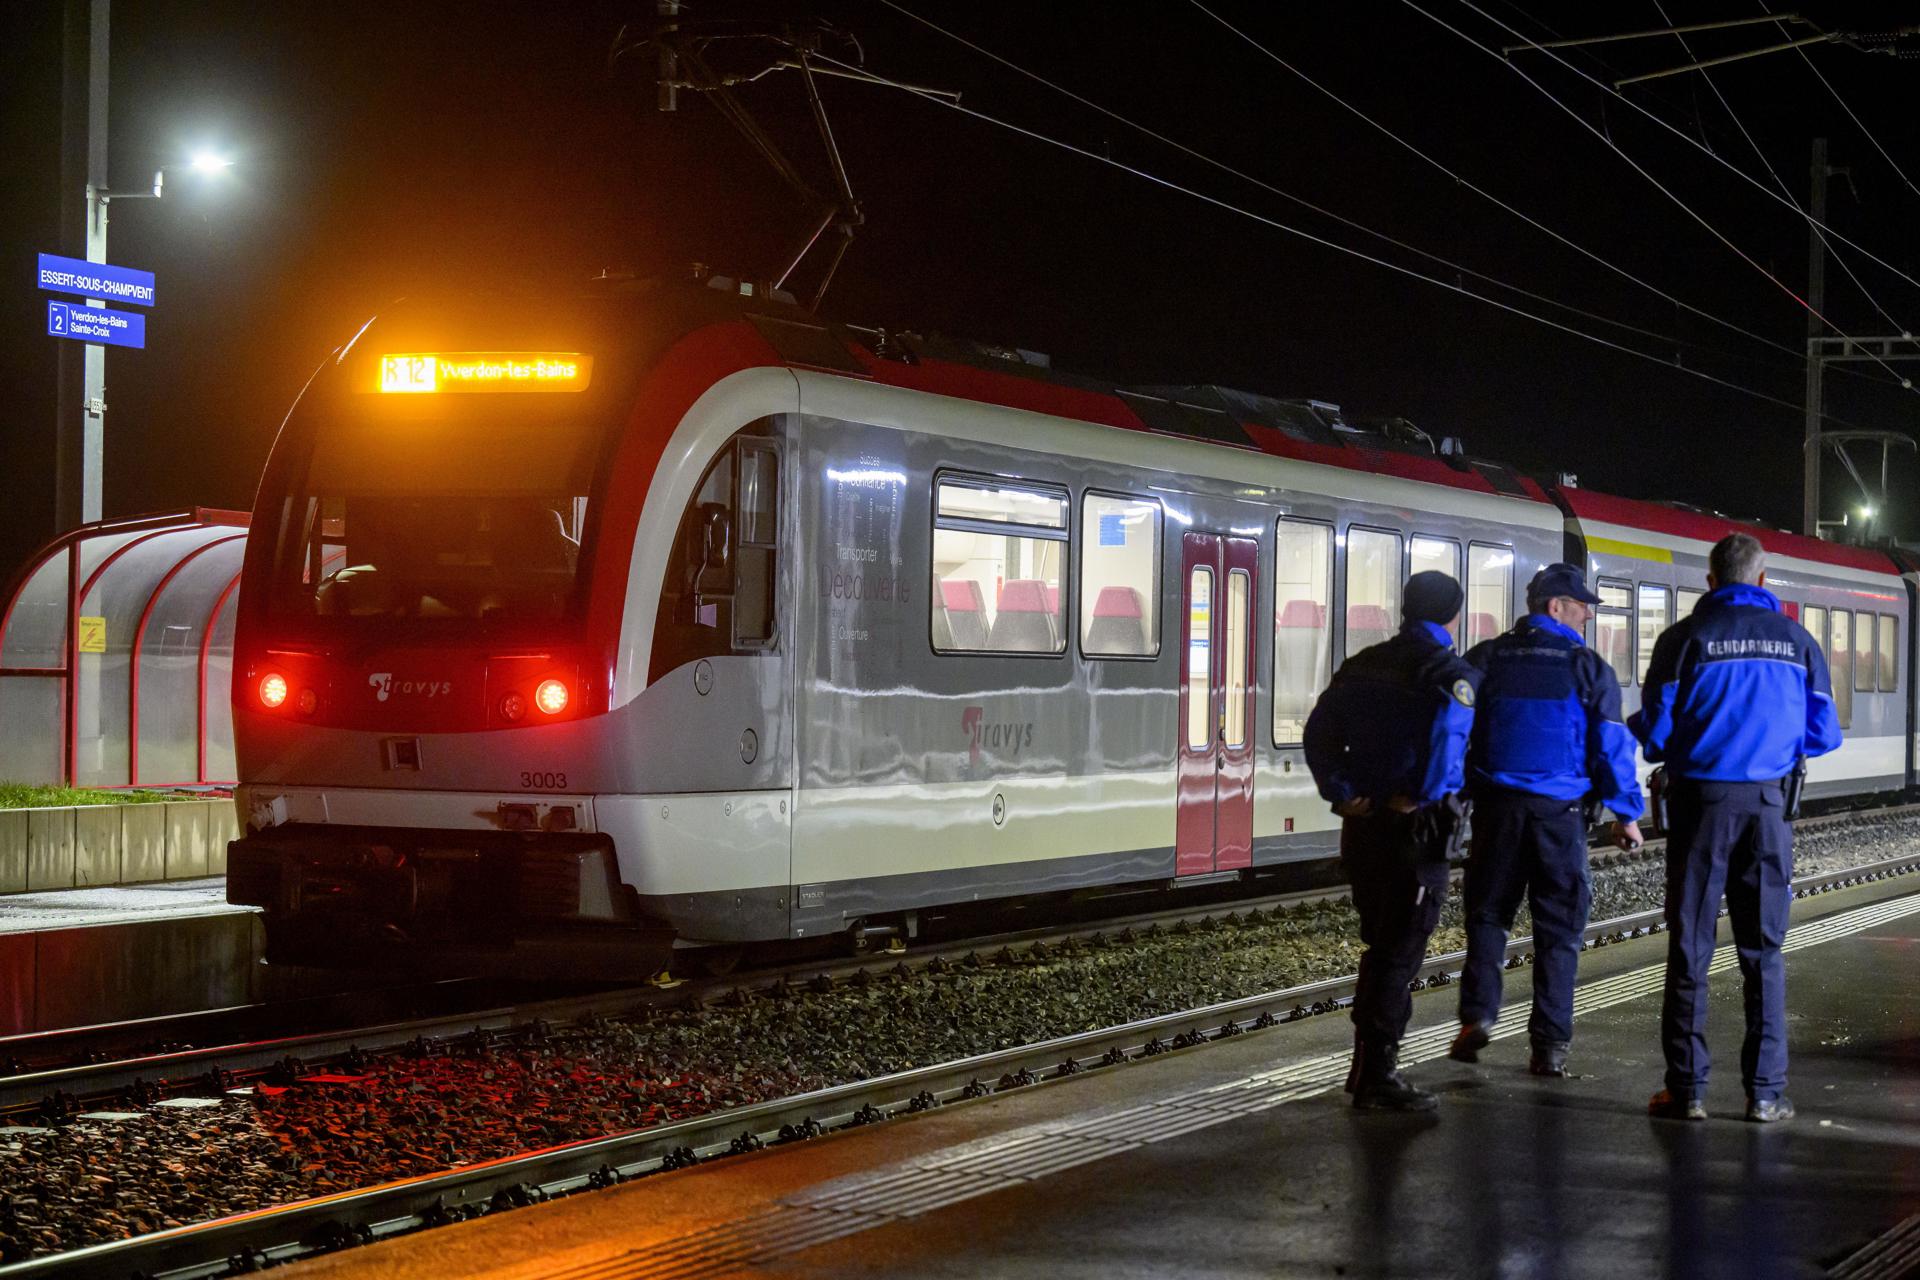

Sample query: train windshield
[268,404,607,628]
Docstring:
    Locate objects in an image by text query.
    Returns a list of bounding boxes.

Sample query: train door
[1176,532,1258,875]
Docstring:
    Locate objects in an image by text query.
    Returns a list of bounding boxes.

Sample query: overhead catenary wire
[872,0,1707,357]
[1186,0,1905,392]
[1418,0,1920,385]
[807,48,1868,430]
[1650,0,1917,352]
[1760,0,1920,206]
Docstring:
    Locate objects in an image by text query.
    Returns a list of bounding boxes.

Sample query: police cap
[1527,562,1602,608]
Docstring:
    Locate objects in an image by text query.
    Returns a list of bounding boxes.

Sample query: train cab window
[1344,527,1402,659]
[1879,615,1899,691]
[1465,543,1513,649]
[1677,587,1705,618]
[932,476,1067,655]
[1854,611,1877,695]
[1594,580,1633,684]
[1273,518,1333,745]
[654,430,782,675]
[1079,493,1161,658]
[1410,536,1463,647]
[1829,610,1854,728]
[1636,584,1670,686]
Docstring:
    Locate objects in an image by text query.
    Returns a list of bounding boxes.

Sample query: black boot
[1529,1040,1570,1077]
[1351,1040,1438,1111]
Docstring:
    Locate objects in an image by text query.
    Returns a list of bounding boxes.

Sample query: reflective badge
[1452,679,1475,708]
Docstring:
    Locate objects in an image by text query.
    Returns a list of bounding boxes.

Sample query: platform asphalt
[262,872,1920,1280]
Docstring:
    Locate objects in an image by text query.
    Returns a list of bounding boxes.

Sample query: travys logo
[961,705,1034,765]
[367,672,453,702]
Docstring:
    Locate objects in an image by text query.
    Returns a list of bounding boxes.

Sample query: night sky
[5,1,1920,579]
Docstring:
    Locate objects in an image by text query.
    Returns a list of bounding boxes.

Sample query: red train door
[1176,532,1258,875]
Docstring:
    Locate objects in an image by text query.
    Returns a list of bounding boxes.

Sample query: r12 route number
[519,771,568,790]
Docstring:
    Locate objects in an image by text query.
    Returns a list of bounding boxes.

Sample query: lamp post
[67,153,233,526]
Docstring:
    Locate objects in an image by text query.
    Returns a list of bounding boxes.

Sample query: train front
[225,295,669,977]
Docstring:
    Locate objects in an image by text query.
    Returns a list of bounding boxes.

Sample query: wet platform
[0,879,265,1035]
[286,874,1920,1280]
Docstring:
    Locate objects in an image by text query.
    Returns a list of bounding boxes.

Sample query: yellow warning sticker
[76,616,106,653]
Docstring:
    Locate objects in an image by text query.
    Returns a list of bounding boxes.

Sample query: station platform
[0,878,265,1034]
[284,876,1920,1280]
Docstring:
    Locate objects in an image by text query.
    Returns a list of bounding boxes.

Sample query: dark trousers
[1458,790,1591,1047]
[1661,779,1793,1102]
[1342,811,1450,1048]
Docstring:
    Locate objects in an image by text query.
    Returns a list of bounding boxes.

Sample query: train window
[1677,587,1705,617]
[734,443,779,649]
[1225,570,1250,747]
[1410,536,1463,646]
[1594,580,1633,685]
[1079,493,1161,659]
[1273,519,1333,745]
[1344,527,1402,659]
[1187,567,1213,750]
[1854,611,1877,695]
[1636,584,1670,686]
[652,429,783,678]
[1829,610,1854,729]
[932,475,1067,655]
[1465,544,1513,649]
[1880,615,1899,691]
[1802,605,1827,660]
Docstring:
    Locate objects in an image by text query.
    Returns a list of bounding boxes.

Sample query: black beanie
[1403,570,1465,626]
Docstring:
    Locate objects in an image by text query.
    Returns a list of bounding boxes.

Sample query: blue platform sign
[48,301,146,350]
[36,253,156,307]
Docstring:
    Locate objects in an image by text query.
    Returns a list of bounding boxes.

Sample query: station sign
[36,253,156,307]
[47,300,146,350]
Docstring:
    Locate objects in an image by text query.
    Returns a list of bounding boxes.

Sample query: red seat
[1086,586,1150,656]
[1346,603,1395,654]
[990,579,1059,652]
[937,578,989,650]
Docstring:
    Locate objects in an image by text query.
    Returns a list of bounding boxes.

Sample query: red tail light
[259,673,289,709]
[534,679,569,715]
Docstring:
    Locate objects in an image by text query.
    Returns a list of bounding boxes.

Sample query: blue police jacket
[1304,620,1478,810]
[1629,583,1843,781]
[1464,614,1646,820]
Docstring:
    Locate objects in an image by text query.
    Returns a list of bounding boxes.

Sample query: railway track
[0,801,1898,1115]
[5,817,1916,1279]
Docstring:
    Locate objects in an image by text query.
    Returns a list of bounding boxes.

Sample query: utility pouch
[1784,757,1808,821]
[1414,792,1474,864]
[1648,766,1670,835]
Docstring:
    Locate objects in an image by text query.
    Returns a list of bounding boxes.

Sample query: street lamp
[69,152,234,524]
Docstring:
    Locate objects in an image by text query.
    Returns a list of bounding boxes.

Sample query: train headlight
[499,692,527,723]
[296,687,319,716]
[534,679,569,715]
[259,673,288,709]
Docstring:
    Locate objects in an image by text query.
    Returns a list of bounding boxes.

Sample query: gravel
[3,810,1915,1261]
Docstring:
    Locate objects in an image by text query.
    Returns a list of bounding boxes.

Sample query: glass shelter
[0,510,250,787]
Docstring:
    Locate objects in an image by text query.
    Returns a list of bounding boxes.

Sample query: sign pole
[56,0,109,531]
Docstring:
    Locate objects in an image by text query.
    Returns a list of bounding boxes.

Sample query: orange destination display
[377,352,593,393]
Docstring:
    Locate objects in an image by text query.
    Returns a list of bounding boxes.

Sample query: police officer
[1305,570,1478,1111]
[1449,563,1645,1077]
[1630,533,1842,1123]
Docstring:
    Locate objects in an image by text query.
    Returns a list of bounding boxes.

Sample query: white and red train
[225,281,1916,975]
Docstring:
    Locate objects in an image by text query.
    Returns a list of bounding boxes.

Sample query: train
[223,278,1917,976]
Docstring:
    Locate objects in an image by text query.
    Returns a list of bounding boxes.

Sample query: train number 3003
[519,771,568,790]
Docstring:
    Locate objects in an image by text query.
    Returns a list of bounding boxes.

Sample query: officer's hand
[1334,797,1373,817]
[1612,820,1644,852]
[1386,795,1420,815]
